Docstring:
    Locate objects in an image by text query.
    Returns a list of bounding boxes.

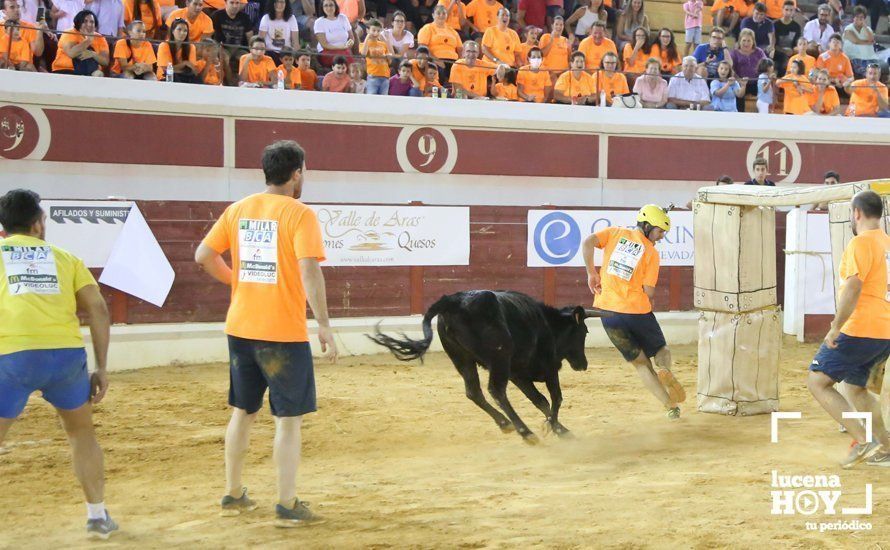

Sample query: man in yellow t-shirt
[582,205,686,419]
[0,189,116,539]
[195,140,338,527]
[808,190,890,468]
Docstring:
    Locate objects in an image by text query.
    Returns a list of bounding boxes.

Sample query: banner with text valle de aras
[310,205,469,266]
[527,210,694,267]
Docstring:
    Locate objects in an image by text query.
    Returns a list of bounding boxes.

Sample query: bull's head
[557,307,611,371]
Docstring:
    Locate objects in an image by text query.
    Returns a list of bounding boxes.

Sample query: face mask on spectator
[529,57,542,69]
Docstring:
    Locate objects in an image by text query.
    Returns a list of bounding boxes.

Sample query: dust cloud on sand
[1,339,888,549]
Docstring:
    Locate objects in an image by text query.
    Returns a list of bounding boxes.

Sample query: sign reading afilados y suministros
[310,205,470,266]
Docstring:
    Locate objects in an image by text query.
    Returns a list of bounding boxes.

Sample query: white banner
[311,205,469,266]
[44,201,132,268]
[527,210,694,267]
[803,212,834,315]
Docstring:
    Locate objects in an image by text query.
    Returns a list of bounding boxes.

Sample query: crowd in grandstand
[0,0,888,114]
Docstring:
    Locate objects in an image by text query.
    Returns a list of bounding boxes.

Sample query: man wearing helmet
[581,205,686,419]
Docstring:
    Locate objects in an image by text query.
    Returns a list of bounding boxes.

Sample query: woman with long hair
[622,26,655,79]
[656,27,680,76]
[123,0,162,38]
[778,58,813,114]
[615,0,649,46]
[259,0,299,63]
[566,0,606,44]
[112,19,157,79]
[313,0,355,67]
[417,4,462,79]
[539,15,570,72]
[156,18,198,82]
[383,10,415,61]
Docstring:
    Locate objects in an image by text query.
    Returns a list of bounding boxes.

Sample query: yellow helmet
[637,204,671,231]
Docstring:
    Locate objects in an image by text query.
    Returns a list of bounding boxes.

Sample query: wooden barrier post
[409,200,424,315]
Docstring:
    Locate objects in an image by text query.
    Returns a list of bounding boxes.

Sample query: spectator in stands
[814,170,839,210]
[213,0,253,85]
[633,57,668,107]
[539,15,570,72]
[852,0,885,31]
[464,0,503,37]
[731,28,765,110]
[0,0,41,24]
[666,55,711,109]
[450,40,495,98]
[803,4,833,55]
[418,5,462,79]
[657,28,681,75]
[578,20,616,71]
[553,50,597,103]
[622,26,654,80]
[348,61,366,92]
[289,0,315,48]
[434,0,465,35]
[314,0,354,67]
[773,1,800,75]
[123,0,161,38]
[595,50,628,103]
[0,19,36,69]
[815,33,852,90]
[111,20,156,79]
[517,0,546,30]
[361,18,391,94]
[566,0,606,43]
[52,0,85,32]
[682,0,703,56]
[787,36,815,76]
[388,59,422,95]
[197,38,226,85]
[337,0,365,35]
[739,2,774,54]
[1,0,45,62]
[693,26,732,78]
[407,45,431,90]
[383,11,414,61]
[516,25,540,66]
[779,58,813,113]
[52,9,108,76]
[517,46,552,102]
[158,19,199,82]
[710,0,742,36]
[297,51,317,89]
[842,6,880,78]
[717,175,734,184]
[274,48,300,88]
[845,63,889,117]
[745,157,775,185]
[491,64,519,99]
[481,7,520,67]
[421,63,441,95]
[167,0,213,43]
[238,36,276,86]
[756,57,776,112]
[615,0,649,47]
[322,54,354,91]
[710,60,744,111]
[258,0,299,62]
[808,68,841,114]
[91,0,126,41]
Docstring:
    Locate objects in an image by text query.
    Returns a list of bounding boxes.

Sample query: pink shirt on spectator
[633,75,668,104]
[683,0,702,29]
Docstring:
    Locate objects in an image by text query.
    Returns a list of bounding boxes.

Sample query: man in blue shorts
[0,189,117,539]
[808,190,890,468]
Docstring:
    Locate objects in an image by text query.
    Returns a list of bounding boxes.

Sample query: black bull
[368,290,608,444]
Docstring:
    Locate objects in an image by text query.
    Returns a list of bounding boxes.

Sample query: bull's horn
[584,308,610,318]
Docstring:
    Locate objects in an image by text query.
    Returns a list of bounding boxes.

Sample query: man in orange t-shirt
[450,41,496,98]
[594,51,629,103]
[844,63,889,117]
[239,37,276,86]
[553,50,597,104]
[166,0,214,42]
[577,21,617,70]
[196,140,337,526]
[808,190,890,468]
[582,205,686,419]
[814,33,853,88]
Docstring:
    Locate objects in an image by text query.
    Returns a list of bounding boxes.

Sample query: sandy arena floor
[1,339,888,549]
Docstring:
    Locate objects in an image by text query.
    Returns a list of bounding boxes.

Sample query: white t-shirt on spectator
[260,14,299,51]
[802,20,834,52]
[383,28,414,53]
[313,14,351,52]
[842,23,877,61]
[53,0,84,31]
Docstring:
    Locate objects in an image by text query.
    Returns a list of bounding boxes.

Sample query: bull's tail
[367,294,457,362]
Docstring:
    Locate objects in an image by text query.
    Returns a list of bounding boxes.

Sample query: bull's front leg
[544,373,571,437]
[487,367,538,444]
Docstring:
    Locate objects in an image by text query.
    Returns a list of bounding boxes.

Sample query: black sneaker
[220,488,259,517]
[86,511,119,540]
[274,499,324,528]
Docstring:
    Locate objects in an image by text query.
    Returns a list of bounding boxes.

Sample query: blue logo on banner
[533,212,581,265]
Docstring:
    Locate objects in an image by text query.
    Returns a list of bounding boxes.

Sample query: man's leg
[57,402,104,504]
[630,352,674,407]
[273,415,303,507]
[225,408,257,498]
[847,384,890,448]
[808,371,870,443]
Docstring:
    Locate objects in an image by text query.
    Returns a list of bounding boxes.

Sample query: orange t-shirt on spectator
[124,0,163,33]
[450,59,496,96]
[202,193,326,343]
[111,38,157,74]
[166,9,215,42]
[538,33,570,71]
[815,50,853,81]
[238,53,276,85]
[337,0,361,23]
[277,64,302,89]
[517,43,533,67]
[361,38,390,78]
[157,42,198,79]
[493,82,519,100]
[203,0,245,9]
[592,227,659,315]
[464,0,503,31]
[423,74,442,96]
[578,36,617,70]
[847,79,889,116]
[807,85,839,114]
[417,23,462,60]
[409,59,429,90]
[52,30,110,72]
[779,74,812,114]
[195,59,223,84]
[0,21,38,47]
[787,53,815,75]
[764,0,793,19]
[481,26,521,66]
[837,229,890,339]
[594,70,629,101]
[322,71,352,92]
[436,0,464,30]
[710,0,743,13]
[516,66,551,102]
[300,67,318,90]
[554,69,596,99]
[660,47,680,75]
[0,34,32,64]
[622,43,653,75]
